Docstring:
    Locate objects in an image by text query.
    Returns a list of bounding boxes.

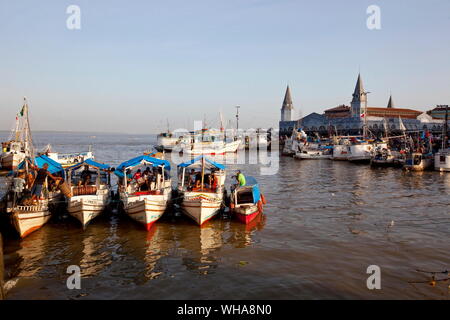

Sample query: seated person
[79,165,95,186]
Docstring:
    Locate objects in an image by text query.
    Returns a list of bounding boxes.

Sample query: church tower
[387,94,394,108]
[281,85,295,122]
[350,73,367,117]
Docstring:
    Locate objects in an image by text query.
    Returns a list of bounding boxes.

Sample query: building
[427,105,450,119]
[324,105,351,118]
[280,85,296,122]
[279,73,446,136]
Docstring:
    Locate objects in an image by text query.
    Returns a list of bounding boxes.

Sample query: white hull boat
[181,191,224,225]
[435,150,450,172]
[116,155,172,231]
[177,155,226,226]
[9,201,51,238]
[294,149,332,160]
[403,153,434,171]
[1,152,27,170]
[121,187,171,231]
[66,159,112,227]
[67,191,110,227]
[332,144,350,160]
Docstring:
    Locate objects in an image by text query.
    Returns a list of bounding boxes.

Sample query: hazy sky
[0,0,449,134]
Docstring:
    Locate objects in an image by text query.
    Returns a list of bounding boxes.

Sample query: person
[79,165,95,186]
[13,170,26,193]
[236,170,246,187]
[188,169,196,188]
[27,161,63,202]
[133,169,142,181]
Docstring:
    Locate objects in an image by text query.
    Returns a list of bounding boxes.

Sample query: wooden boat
[40,144,94,168]
[116,155,172,231]
[403,152,434,171]
[177,156,226,226]
[1,99,33,170]
[10,201,51,238]
[230,176,265,224]
[7,155,66,238]
[66,159,112,227]
[370,145,400,167]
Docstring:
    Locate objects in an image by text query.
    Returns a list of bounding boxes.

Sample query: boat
[155,132,180,153]
[370,145,397,167]
[6,155,66,238]
[434,108,450,172]
[229,176,266,224]
[177,156,226,226]
[331,137,352,160]
[40,144,94,168]
[256,129,268,150]
[403,152,434,171]
[435,149,450,172]
[116,155,172,231]
[294,146,332,160]
[1,99,34,170]
[66,159,112,227]
[177,129,241,155]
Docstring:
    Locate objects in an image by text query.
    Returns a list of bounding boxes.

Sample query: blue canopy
[17,155,65,176]
[177,155,226,170]
[67,158,110,171]
[238,176,260,204]
[115,155,171,178]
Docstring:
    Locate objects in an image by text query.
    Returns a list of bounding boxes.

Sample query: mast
[200,156,205,191]
[443,105,448,150]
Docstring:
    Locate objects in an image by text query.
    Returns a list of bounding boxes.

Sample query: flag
[360,113,365,118]
[18,105,25,117]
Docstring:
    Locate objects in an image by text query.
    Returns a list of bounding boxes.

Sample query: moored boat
[1,99,34,170]
[435,149,450,172]
[177,156,226,226]
[66,159,112,227]
[294,146,332,160]
[403,152,434,171]
[116,155,172,231]
[230,176,266,224]
[40,145,94,168]
[7,155,66,238]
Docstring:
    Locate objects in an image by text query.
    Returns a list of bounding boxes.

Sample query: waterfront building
[279,74,446,136]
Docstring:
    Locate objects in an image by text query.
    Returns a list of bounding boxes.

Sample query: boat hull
[233,204,261,224]
[123,193,171,230]
[434,152,450,172]
[181,192,223,225]
[403,159,434,171]
[10,203,51,238]
[67,197,109,227]
[0,152,26,170]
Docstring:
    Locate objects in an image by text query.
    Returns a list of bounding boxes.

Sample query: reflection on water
[1,132,450,299]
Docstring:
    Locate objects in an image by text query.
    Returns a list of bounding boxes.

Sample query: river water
[1,132,449,299]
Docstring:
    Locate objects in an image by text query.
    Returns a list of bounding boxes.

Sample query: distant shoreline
[0,130,157,135]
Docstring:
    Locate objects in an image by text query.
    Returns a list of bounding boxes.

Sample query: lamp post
[235,106,240,131]
[362,91,371,138]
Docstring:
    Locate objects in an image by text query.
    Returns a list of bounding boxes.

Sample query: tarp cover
[17,155,64,175]
[67,158,110,171]
[238,176,260,204]
[177,155,226,170]
[115,155,171,178]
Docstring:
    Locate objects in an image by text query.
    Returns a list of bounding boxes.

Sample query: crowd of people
[121,166,169,192]
[11,160,63,205]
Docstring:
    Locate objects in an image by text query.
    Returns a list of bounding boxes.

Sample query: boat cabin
[66,159,111,196]
[115,155,171,195]
[177,156,226,193]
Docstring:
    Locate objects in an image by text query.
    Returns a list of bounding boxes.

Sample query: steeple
[282,85,294,110]
[350,73,366,117]
[280,85,295,121]
[387,94,394,108]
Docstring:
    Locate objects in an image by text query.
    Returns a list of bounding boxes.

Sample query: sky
[0,0,449,134]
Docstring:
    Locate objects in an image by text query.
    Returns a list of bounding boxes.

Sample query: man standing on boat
[27,160,63,202]
[234,170,246,189]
